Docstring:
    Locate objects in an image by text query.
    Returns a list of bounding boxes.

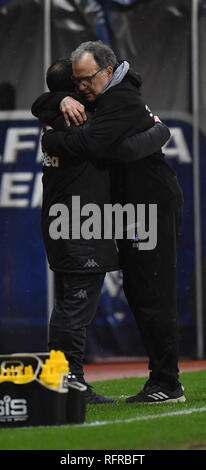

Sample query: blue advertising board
[0,114,48,353]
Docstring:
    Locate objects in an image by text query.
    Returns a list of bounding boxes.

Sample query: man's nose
[78,81,88,91]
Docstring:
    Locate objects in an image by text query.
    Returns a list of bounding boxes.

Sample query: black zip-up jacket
[41,70,182,207]
[32,92,119,273]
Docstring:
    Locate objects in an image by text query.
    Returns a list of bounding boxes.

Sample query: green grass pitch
[0,370,206,450]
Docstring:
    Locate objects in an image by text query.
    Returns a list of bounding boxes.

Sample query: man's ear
[107,66,114,79]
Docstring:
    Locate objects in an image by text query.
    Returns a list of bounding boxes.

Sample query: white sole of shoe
[142,395,187,404]
[127,395,186,404]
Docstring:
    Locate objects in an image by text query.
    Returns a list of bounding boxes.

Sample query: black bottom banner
[0,450,204,466]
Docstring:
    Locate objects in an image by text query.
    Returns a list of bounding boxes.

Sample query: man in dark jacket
[41,41,185,403]
[32,57,170,404]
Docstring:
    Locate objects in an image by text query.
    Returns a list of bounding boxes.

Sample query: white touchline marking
[77,406,206,428]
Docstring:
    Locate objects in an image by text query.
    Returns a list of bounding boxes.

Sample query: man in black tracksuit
[41,41,185,403]
[32,57,170,404]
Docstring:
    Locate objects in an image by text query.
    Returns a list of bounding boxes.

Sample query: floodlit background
[0,0,206,361]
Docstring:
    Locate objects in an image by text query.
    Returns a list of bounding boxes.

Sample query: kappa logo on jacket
[42,152,59,168]
[83,258,99,268]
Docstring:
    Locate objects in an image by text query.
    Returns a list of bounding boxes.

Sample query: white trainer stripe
[153,393,167,399]
[158,392,169,399]
[147,394,160,400]
[147,393,169,400]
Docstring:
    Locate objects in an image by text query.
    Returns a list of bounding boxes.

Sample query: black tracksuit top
[32,92,120,273]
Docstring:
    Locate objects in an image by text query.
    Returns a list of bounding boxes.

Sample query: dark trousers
[117,197,183,390]
[48,271,105,382]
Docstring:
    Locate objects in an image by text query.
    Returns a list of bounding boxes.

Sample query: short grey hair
[70,40,117,69]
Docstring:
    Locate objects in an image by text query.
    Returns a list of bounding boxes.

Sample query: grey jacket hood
[101,61,130,95]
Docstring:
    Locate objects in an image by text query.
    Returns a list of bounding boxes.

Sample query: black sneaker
[85,384,116,405]
[126,380,186,404]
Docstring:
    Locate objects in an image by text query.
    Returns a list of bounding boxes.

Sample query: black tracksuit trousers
[48,271,105,382]
[117,196,183,390]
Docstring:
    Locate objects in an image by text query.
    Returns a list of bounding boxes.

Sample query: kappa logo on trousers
[73,289,88,300]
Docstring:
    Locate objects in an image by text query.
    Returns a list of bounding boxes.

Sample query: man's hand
[154,115,161,123]
[41,125,53,152]
[60,96,87,127]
